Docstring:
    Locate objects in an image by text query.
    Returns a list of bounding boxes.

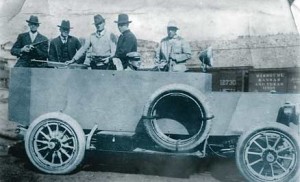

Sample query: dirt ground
[0,139,246,182]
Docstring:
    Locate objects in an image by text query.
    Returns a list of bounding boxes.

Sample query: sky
[0,0,299,44]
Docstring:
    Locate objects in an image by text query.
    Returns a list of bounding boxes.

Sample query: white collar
[29,31,38,42]
[60,35,68,40]
[96,29,106,37]
[29,31,38,36]
[169,35,178,40]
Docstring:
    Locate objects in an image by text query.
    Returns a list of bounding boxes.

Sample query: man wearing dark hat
[114,14,137,70]
[155,20,191,72]
[11,15,48,67]
[67,14,117,70]
[49,20,83,63]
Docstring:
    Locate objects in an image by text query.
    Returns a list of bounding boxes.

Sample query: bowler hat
[26,15,40,24]
[167,20,178,29]
[114,14,132,24]
[94,14,105,25]
[58,20,73,29]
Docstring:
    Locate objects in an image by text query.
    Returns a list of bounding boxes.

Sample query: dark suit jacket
[115,30,137,69]
[49,35,83,63]
[11,32,48,60]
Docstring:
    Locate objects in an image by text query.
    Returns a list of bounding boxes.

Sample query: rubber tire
[143,83,212,152]
[236,122,300,182]
[25,112,86,174]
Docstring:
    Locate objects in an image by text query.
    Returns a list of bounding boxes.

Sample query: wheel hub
[263,149,277,163]
[266,153,275,162]
[48,139,61,151]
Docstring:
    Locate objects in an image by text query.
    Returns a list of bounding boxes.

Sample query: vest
[61,42,70,62]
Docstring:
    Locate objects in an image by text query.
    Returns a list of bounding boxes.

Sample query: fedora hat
[93,14,105,25]
[167,20,178,29]
[114,14,132,24]
[58,20,73,29]
[26,15,40,24]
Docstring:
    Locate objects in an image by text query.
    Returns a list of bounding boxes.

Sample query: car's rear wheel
[236,123,300,182]
[25,112,86,174]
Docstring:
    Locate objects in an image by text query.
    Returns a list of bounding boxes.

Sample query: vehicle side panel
[9,68,211,131]
[208,92,300,135]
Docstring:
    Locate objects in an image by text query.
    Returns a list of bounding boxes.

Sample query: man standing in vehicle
[67,14,117,70]
[11,15,48,68]
[124,52,141,71]
[114,14,138,70]
[49,20,83,63]
[155,20,191,72]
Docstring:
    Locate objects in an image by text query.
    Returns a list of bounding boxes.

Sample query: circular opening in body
[150,91,206,141]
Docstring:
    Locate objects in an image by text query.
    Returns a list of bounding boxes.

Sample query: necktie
[63,37,67,44]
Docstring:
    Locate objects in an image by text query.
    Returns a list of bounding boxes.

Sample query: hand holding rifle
[21,45,32,53]
[66,58,76,65]
[103,57,110,64]
[20,40,48,53]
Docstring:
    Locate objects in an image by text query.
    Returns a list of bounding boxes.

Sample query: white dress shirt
[29,31,38,42]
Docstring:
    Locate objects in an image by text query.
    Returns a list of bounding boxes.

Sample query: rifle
[31,59,88,69]
[19,39,48,58]
[30,39,48,47]
[90,56,110,65]
[25,40,48,50]
[20,40,48,55]
[167,45,174,72]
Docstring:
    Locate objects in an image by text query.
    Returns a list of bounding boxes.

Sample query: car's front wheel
[25,112,86,174]
[236,123,300,182]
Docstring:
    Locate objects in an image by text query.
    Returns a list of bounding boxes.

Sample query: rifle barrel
[31,59,87,69]
[31,59,65,66]
[31,40,48,47]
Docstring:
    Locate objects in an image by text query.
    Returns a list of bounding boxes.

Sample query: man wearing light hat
[67,14,117,70]
[155,20,191,72]
[114,14,137,70]
[11,15,49,67]
[49,20,83,63]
